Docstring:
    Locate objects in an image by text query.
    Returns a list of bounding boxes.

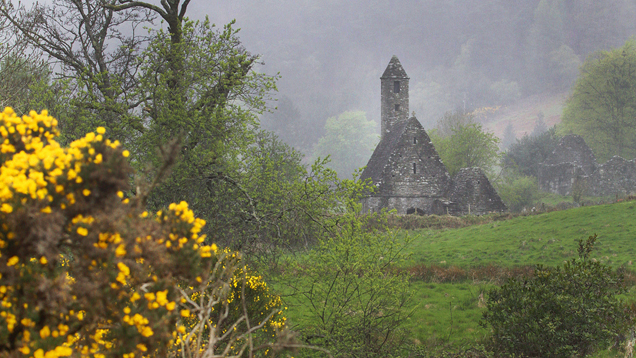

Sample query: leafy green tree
[312,111,378,179]
[482,235,631,358]
[0,8,49,115]
[286,185,411,358]
[547,44,582,92]
[503,126,560,178]
[211,132,356,266]
[494,173,540,212]
[0,53,48,115]
[561,38,636,160]
[430,111,500,177]
[4,0,346,270]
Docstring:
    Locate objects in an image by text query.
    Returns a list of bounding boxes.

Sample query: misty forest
[1,0,636,357]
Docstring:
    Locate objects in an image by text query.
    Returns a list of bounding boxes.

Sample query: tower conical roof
[381,56,409,79]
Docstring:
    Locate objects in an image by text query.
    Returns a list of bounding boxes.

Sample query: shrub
[494,174,540,212]
[482,235,632,358]
[503,127,560,178]
[286,196,412,357]
[0,108,289,358]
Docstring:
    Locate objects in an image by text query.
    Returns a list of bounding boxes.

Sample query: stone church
[360,56,507,216]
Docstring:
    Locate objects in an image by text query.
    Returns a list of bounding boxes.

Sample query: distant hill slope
[481,93,567,140]
[406,200,636,269]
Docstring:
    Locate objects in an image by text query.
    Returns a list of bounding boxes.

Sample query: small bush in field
[482,234,631,358]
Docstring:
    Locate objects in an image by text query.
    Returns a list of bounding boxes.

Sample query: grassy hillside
[407,200,636,268]
[398,200,636,351]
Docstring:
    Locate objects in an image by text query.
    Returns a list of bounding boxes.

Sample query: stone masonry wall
[361,196,437,215]
[538,162,586,196]
[447,168,507,215]
[542,134,597,175]
[379,120,451,198]
[381,58,409,139]
[538,135,636,196]
[589,156,636,196]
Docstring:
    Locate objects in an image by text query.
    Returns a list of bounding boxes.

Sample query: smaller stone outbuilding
[447,168,508,215]
[538,134,636,196]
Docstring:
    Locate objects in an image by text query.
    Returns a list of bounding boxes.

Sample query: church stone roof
[360,119,409,186]
[447,168,507,214]
[360,116,451,197]
[381,56,409,79]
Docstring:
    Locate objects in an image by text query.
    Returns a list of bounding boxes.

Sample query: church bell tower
[380,56,409,140]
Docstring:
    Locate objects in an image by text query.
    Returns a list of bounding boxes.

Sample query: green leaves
[430,112,500,177]
[312,111,378,180]
[482,235,630,357]
[287,200,412,357]
[562,38,636,161]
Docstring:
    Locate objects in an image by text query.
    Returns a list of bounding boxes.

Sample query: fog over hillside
[183,1,636,154]
[18,0,636,154]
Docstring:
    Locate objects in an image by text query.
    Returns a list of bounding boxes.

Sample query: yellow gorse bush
[0,108,285,358]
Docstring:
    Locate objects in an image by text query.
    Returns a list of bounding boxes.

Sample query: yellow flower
[180,309,190,317]
[76,227,88,236]
[7,256,18,266]
[115,244,127,257]
[141,326,153,337]
[0,203,12,213]
[117,262,130,276]
[40,326,50,338]
[122,150,130,157]
[96,127,106,134]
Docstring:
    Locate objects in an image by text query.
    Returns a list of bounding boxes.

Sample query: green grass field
[278,200,636,356]
[406,200,636,268]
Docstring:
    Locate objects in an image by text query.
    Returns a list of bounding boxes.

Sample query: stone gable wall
[542,135,597,175]
[538,162,585,196]
[589,156,636,196]
[379,122,451,197]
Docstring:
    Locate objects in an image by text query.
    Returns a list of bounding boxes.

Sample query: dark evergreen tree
[503,126,560,177]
